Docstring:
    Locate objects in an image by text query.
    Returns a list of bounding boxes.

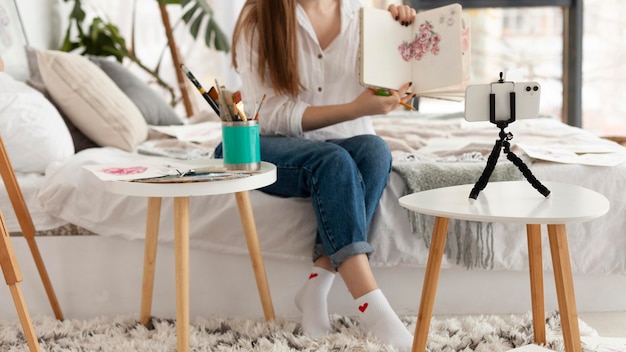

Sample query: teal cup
[221,120,261,171]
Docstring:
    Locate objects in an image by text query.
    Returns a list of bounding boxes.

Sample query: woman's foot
[355,289,414,352]
[294,267,336,338]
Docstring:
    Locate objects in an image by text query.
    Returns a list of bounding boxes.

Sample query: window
[581,0,626,136]
[418,6,565,125]
[409,1,583,129]
[412,1,626,137]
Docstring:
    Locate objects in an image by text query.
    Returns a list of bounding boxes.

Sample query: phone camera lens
[533,86,539,91]
[526,86,531,91]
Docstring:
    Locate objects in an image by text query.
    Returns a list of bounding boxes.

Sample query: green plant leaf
[186,5,204,38]
[67,0,86,23]
[179,0,230,52]
[206,18,230,52]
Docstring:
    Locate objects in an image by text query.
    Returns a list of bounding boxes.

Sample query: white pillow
[0,72,74,173]
[35,50,148,152]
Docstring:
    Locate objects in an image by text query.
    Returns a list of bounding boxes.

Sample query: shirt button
[318,54,323,59]
[318,87,322,92]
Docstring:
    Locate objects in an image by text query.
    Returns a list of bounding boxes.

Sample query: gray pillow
[89,56,183,126]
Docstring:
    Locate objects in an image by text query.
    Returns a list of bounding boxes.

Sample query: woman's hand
[387,4,417,26]
[301,82,415,131]
[351,82,415,116]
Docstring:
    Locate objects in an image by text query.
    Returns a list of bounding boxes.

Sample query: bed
[2,48,626,323]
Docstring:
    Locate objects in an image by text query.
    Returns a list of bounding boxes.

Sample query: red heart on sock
[358,303,368,313]
[308,273,318,279]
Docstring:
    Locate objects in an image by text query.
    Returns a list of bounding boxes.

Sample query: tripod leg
[0,137,64,320]
[506,151,551,197]
[469,139,503,200]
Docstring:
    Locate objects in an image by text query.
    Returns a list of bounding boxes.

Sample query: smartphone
[464,82,541,122]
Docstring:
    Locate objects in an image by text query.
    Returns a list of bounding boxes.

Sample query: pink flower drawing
[461,26,470,53]
[100,166,148,175]
[398,21,441,62]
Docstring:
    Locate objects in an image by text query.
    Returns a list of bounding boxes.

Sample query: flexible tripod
[468,76,551,201]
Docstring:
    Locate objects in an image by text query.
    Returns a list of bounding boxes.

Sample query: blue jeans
[214,134,392,269]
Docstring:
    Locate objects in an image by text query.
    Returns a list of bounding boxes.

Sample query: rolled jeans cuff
[313,241,374,270]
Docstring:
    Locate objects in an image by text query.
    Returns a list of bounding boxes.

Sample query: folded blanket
[392,152,527,269]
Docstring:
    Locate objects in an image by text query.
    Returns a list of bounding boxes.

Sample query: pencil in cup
[369,88,415,110]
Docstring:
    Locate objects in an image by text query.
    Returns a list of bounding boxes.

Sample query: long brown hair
[232,0,302,97]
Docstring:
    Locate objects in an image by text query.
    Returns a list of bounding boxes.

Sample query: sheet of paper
[150,121,222,143]
[418,137,493,154]
[83,163,177,181]
[518,143,626,166]
[83,159,223,181]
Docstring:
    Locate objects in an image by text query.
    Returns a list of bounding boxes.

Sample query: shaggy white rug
[0,311,597,351]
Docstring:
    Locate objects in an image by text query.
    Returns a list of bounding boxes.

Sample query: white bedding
[2,172,67,233]
[36,115,626,276]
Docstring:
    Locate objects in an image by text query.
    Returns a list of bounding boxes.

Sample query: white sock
[295,267,336,338]
[355,289,414,352]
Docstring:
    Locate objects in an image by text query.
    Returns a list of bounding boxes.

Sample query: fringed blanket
[392,154,526,269]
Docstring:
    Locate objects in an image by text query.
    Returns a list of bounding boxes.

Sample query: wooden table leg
[140,197,162,326]
[174,197,190,352]
[526,224,546,345]
[234,191,275,321]
[0,137,63,320]
[0,210,41,351]
[412,216,449,352]
[547,224,582,352]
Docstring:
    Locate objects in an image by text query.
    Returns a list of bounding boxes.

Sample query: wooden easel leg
[0,137,63,320]
[140,197,162,326]
[547,224,582,352]
[0,210,41,351]
[526,224,546,345]
[234,191,275,321]
[8,284,40,352]
[412,216,449,352]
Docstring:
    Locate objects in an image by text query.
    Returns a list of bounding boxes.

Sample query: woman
[224,1,416,350]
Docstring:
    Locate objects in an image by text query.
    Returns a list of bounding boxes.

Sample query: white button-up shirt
[234,0,375,140]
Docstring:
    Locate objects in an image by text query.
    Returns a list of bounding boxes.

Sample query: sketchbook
[359,3,471,100]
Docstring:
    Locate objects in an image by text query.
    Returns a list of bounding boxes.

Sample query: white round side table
[399,181,610,352]
[102,160,277,352]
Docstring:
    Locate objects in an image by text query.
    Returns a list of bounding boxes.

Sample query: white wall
[0,0,62,80]
[15,0,64,50]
